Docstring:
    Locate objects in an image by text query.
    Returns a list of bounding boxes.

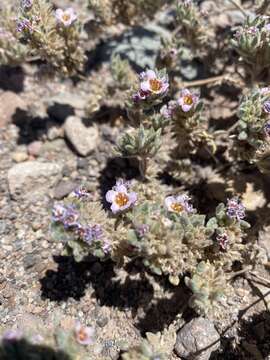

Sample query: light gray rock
[8,161,63,199]
[53,180,77,200]
[175,317,220,360]
[64,116,99,156]
[0,91,27,128]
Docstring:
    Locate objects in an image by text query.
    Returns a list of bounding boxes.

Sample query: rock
[23,254,38,270]
[64,116,99,156]
[175,317,220,360]
[27,141,43,157]
[53,180,77,200]
[12,152,28,163]
[0,91,27,128]
[8,161,63,199]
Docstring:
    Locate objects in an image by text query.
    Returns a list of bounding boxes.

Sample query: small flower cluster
[132,69,169,104]
[161,88,199,118]
[52,188,111,259]
[232,16,270,78]
[164,194,194,214]
[226,197,245,221]
[55,8,77,27]
[15,0,85,76]
[106,179,137,214]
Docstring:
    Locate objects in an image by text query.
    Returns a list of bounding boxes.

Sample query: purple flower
[2,329,23,342]
[21,0,33,9]
[16,18,33,33]
[165,194,194,214]
[105,180,137,214]
[75,224,103,245]
[102,238,111,254]
[178,89,199,113]
[226,197,245,221]
[74,321,95,346]
[264,121,270,136]
[216,233,229,251]
[55,8,77,27]
[260,87,270,95]
[72,186,91,200]
[160,104,173,119]
[263,100,270,114]
[132,89,150,102]
[264,23,270,31]
[135,224,149,238]
[61,205,80,229]
[140,70,169,96]
[52,203,67,222]
[246,26,258,35]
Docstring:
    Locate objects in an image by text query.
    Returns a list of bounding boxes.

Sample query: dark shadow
[47,103,75,123]
[0,66,25,93]
[40,255,154,312]
[135,280,191,334]
[210,310,270,359]
[0,337,71,360]
[12,113,48,145]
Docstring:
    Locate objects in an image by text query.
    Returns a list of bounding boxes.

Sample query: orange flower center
[183,95,193,105]
[115,192,129,207]
[62,13,71,22]
[149,78,162,92]
[171,202,184,213]
[78,329,87,342]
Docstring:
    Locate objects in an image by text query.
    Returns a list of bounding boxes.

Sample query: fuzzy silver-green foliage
[0,6,27,65]
[175,0,210,50]
[185,261,229,317]
[231,16,270,78]
[206,201,250,270]
[51,196,112,262]
[237,88,270,147]
[0,319,91,360]
[236,87,270,167]
[110,53,137,91]
[166,97,216,157]
[88,0,166,26]
[17,0,86,76]
[116,125,162,160]
[122,327,176,360]
[114,199,213,285]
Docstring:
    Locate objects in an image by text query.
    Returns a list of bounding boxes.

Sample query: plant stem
[228,0,248,17]
[180,75,226,88]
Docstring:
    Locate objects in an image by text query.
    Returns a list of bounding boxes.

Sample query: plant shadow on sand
[40,255,190,334]
[210,309,270,359]
[0,337,71,360]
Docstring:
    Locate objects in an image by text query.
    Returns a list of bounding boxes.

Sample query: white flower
[140,70,169,96]
[106,180,137,214]
[55,8,77,27]
[165,194,194,214]
[74,322,95,346]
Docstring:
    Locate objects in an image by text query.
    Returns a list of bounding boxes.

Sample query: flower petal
[165,196,175,210]
[128,192,137,204]
[141,81,151,92]
[105,190,116,203]
[146,70,156,79]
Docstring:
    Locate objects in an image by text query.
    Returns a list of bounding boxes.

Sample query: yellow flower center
[62,13,71,22]
[171,202,184,213]
[78,329,87,342]
[183,95,193,105]
[115,192,129,207]
[149,78,162,93]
